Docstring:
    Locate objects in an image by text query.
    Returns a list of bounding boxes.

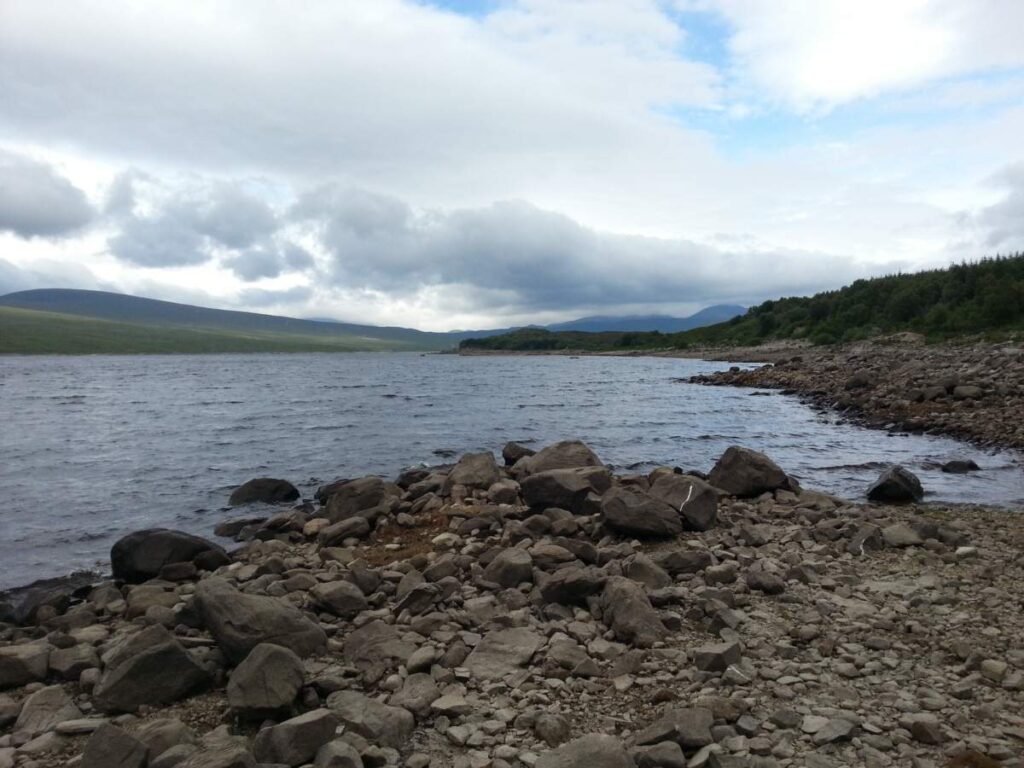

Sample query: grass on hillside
[0,306,412,354]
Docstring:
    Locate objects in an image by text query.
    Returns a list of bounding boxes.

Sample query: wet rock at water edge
[707,445,792,497]
[866,465,924,503]
[228,477,300,506]
[110,528,229,584]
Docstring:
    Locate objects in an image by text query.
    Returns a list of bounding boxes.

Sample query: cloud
[0,256,101,296]
[236,285,314,308]
[964,163,1024,252]
[223,242,315,282]
[0,151,95,238]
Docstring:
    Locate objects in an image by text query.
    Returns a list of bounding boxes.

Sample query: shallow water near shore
[1,352,1021,589]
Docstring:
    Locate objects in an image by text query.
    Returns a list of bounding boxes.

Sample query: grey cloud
[975,163,1024,251]
[237,285,314,307]
[223,242,315,282]
[0,151,95,238]
[107,182,280,268]
[0,257,101,296]
[295,186,869,312]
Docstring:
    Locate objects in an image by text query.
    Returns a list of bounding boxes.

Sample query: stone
[624,553,673,589]
[0,643,49,689]
[656,549,712,575]
[229,478,300,506]
[600,577,665,647]
[326,690,414,749]
[941,459,980,473]
[535,733,632,768]
[812,718,856,745]
[252,708,339,766]
[635,741,686,768]
[192,577,327,663]
[111,528,229,583]
[635,707,714,749]
[312,580,368,618]
[601,487,682,538]
[708,446,790,497]
[866,466,924,503]
[49,643,99,680]
[910,717,944,745]
[693,642,741,672]
[321,477,395,522]
[648,473,718,531]
[745,569,785,595]
[513,439,603,476]
[314,740,364,768]
[540,566,606,605]
[444,452,501,492]
[521,467,612,513]
[953,385,984,400]
[318,517,372,546]
[391,673,441,718]
[81,723,147,768]
[483,547,534,587]
[464,627,544,679]
[882,522,924,547]
[227,643,304,715]
[136,717,197,760]
[535,713,572,747]
[93,631,210,712]
[179,745,257,768]
[342,620,416,680]
[14,684,82,738]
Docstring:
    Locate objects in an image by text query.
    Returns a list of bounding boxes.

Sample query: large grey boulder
[320,477,397,522]
[444,452,501,492]
[326,690,414,749]
[707,446,790,498]
[389,672,441,719]
[867,465,924,503]
[81,723,147,768]
[464,628,544,680]
[539,566,606,605]
[520,467,611,513]
[635,707,714,749]
[93,630,210,713]
[536,734,632,768]
[513,440,602,477]
[111,529,229,584]
[648,473,718,531]
[228,478,300,506]
[227,643,304,715]
[252,709,339,766]
[502,441,535,466]
[0,643,49,689]
[601,487,682,539]
[193,578,327,663]
[342,620,416,682]
[482,547,534,587]
[600,577,665,648]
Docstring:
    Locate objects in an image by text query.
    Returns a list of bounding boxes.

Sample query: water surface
[1,353,1020,589]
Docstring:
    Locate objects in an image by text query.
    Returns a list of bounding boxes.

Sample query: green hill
[461,254,1024,351]
[0,306,412,354]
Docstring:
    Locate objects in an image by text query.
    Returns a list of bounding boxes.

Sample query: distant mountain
[545,305,745,333]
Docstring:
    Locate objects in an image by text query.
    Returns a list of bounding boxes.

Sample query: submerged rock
[228,478,300,506]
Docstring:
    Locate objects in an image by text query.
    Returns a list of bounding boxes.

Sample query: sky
[1,0,1023,331]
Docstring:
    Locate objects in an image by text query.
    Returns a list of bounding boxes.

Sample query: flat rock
[464,627,544,679]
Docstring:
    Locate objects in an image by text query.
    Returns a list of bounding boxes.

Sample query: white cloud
[0,151,95,238]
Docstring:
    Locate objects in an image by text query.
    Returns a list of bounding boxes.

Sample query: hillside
[0,306,414,354]
[544,304,744,333]
[461,255,1024,351]
[0,289,456,350]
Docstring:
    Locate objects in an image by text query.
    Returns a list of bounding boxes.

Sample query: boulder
[941,459,980,474]
[601,487,682,539]
[342,620,416,681]
[882,522,924,548]
[866,466,924,503]
[111,529,229,584]
[93,631,210,712]
[693,641,741,672]
[536,733,632,768]
[81,723,147,768]
[502,441,535,466]
[14,685,81,737]
[389,672,441,718]
[520,467,611,513]
[49,643,100,680]
[656,548,712,575]
[953,385,984,400]
[0,643,49,689]
[482,547,534,587]
[227,643,304,715]
[624,553,672,589]
[314,740,364,768]
[311,581,368,618]
[513,440,602,477]
[464,628,544,679]
[600,577,665,647]
[444,452,501,492]
[635,707,714,749]
[648,474,718,531]
[228,478,300,506]
[252,708,339,767]
[708,446,790,498]
[318,516,372,546]
[321,477,396,522]
[326,690,414,749]
[539,566,607,605]
[192,578,327,663]
[136,717,197,761]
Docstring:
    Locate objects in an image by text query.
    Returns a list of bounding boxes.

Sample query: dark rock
[521,467,612,513]
[314,740,364,768]
[635,707,714,749]
[227,643,304,715]
[252,708,339,766]
[93,630,210,712]
[214,517,267,539]
[482,547,534,587]
[81,723,147,768]
[866,465,924,503]
[540,566,606,605]
[0,643,50,689]
[648,474,718,531]
[708,446,790,498]
[321,477,396,523]
[745,569,785,594]
[941,459,980,474]
[600,577,665,647]
[312,581,368,618]
[502,441,536,466]
[228,478,300,506]
[443,451,501,491]
[193,578,327,663]
[601,487,682,539]
[512,439,603,477]
[693,641,741,672]
[326,690,414,749]
[318,516,372,546]
[342,620,416,681]
[844,370,873,390]
[656,549,712,575]
[111,529,228,584]
[463,627,544,679]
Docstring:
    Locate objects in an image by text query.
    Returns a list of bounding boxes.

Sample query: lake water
[1,353,1021,589]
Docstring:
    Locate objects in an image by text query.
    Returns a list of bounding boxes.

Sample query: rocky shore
[1,440,1022,768]
[683,339,1024,451]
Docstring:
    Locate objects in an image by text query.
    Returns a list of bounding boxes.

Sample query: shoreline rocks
[1,438,1021,768]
